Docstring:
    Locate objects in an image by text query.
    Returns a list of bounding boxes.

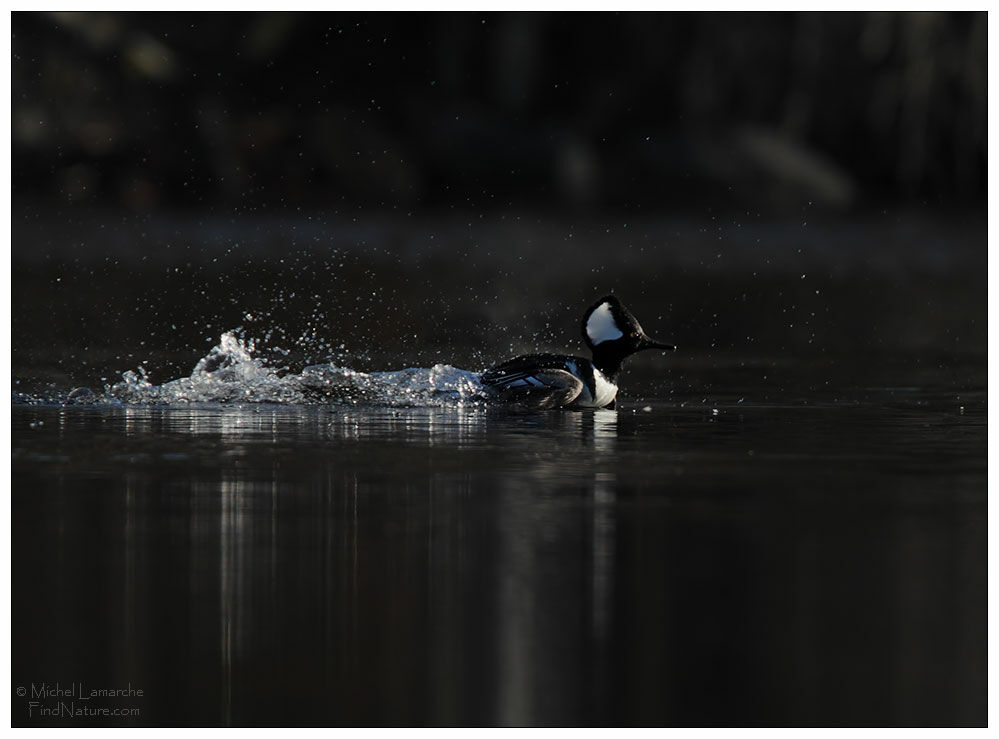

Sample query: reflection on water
[131,405,625,725]
[11,392,986,726]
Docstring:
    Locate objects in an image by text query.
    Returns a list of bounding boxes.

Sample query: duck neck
[591,347,625,381]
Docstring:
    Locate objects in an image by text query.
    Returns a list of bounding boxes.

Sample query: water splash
[100,331,488,408]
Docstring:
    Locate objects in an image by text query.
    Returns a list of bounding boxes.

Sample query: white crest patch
[586,302,624,345]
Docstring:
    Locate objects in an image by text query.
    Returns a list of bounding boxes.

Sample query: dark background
[11,12,987,214]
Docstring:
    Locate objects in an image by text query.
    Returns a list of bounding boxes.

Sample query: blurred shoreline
[14,13,986,214]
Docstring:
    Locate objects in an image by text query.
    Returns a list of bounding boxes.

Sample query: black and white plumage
[480,295,675,410]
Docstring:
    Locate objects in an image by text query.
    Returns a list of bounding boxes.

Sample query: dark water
[12,371,986,726]
[11,211,987,726]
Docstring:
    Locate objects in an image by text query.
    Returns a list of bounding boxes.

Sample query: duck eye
[629,332,638,338]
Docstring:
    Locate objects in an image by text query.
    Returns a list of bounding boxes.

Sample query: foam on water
[81,331,488,408]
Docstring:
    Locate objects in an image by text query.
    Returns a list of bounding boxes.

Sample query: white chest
[573,367,618,408]
[591,369,618,407]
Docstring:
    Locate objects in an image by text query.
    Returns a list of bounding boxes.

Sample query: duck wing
[481,354,585,409]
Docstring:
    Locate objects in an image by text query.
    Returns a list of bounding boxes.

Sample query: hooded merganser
[481,295,676,409]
